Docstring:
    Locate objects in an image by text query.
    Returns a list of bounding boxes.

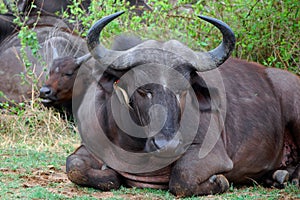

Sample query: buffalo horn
[87,11,125,61]
[75,53,92,66]
[197,15,236,70]
[87,12,235,72]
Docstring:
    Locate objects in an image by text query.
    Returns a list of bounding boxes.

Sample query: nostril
[153,138,166,149]
[144,137,167,153]
[39,86,52,97]
[144,138,158,152]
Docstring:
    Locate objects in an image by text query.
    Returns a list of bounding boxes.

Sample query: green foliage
[1,0,299,96]
[5,0,43,91]
[66,0,298,74]
[3,0,298,80]
[0,1,7,14]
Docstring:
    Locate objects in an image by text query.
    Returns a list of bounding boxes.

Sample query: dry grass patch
[0,100,80,152]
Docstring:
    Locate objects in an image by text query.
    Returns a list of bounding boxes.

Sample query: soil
[1,167,298,199]
[0,166,165,199]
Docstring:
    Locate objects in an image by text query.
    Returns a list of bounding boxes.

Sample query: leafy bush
[66,0,298,74]
[0,0,7,13]
[1,0,298,74]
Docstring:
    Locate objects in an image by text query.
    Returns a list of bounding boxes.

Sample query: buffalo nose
[39,86,52,98]
[144,137,168,152]
[144,138,160,152]
[144,132,184,157]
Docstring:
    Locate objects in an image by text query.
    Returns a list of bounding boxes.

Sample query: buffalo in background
[0,15,89,104]
[0,0,151,106]
[39,34,143,114]
[66,12,300,197]
[0,0,91,45]
[0,0,92,104]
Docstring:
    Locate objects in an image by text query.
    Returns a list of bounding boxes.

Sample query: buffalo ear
[99,68,128,93]
[99,71,119,93]
[191,72,221,112]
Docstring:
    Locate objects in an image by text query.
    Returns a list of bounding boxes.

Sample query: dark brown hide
[66,145,121,190]
[67,57,300,196]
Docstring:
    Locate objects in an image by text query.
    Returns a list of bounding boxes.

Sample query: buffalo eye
[63,72,74,77]
[137,88,152,98]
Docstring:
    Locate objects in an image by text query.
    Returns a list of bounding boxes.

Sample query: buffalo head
[39,34,143,111]
[83,11,235,155]
[39,51,92,108]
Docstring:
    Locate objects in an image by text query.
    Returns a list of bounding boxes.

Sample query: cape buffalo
[39,34,143,113]
[66,12,300,197]
[0,15,87,104]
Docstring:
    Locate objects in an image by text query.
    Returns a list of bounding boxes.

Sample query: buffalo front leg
[290,164,300,186]
[169,139,233,197]
[66,145,121,190]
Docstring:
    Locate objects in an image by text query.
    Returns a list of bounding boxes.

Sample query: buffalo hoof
[272,170,289,184]
[291,178,299,186]
[209,174,230,193]
[170,174,230,197]
[66,156,90,186]
[290,164,300,187]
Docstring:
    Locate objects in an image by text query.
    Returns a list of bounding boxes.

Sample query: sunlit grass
[1,100,299,199]
[0,100,80,153]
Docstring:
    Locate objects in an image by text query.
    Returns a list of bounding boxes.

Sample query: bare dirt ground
[1,166,299,200]
[0,166,165,199]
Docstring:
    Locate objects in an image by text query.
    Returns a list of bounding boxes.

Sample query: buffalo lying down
[66,12,300,197]
[0,16,87,104]
[39,35,143,113]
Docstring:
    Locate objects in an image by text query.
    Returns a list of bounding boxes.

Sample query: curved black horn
[87,11,125,56]
[198,15,236,68]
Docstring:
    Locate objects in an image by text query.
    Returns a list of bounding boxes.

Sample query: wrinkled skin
[66,13,300,197]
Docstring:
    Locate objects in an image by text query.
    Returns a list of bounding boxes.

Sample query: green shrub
[0,0,7,13]
[69,0,298,74]
[1,0,298,74]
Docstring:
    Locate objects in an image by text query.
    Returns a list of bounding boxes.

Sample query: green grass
[0,118,299,199]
